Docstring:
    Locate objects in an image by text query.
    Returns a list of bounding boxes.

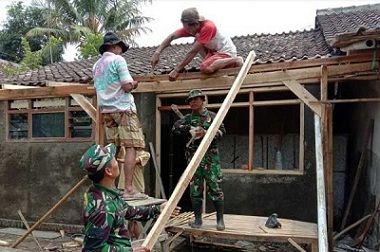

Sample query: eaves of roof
[0,29,333,86]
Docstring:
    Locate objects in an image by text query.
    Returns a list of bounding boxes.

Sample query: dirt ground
[0,232,82,252]
[0,231,307,252]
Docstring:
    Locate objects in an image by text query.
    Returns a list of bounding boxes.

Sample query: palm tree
[27,0,153,47]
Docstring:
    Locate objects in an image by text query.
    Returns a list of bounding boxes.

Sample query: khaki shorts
[103,112,145,148]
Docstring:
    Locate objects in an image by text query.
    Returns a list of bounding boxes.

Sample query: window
[7,96,94,141]
[32,113,65,137]
[9,113,28,139]
[158,89,304,175]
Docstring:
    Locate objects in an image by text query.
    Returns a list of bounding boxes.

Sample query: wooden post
[149,142,166,199]
[141,51,257,249]
[320,65,334,251]
[314,114,329,252]
[248,91,254,170]
[95,106,105,145]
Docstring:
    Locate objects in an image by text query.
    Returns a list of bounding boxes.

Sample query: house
[0,3,379,250]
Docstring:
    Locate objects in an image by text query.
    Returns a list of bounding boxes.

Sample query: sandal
[122,192,149,201]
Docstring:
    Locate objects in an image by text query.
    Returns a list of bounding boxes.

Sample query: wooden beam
[70,94,96,121]
[135,62,377,93]
[142,51,257,249]
[282,80,321,117]
[0,84,95,101]
[0,61,377,101]
[136,53,380,83]
[46,81,84,86]
[2,84,38,89]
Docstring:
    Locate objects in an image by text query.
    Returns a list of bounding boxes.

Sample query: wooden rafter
[282,80,321,117]
[70,94,96,121]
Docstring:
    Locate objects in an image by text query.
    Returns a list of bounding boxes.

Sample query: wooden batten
[135,61,378,93]
[0,85,95,101]
[2,84,38,89]
[0,60,378,101]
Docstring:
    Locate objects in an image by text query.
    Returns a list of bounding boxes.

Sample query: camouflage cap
[79,144,116,175]
[185,89,205,102]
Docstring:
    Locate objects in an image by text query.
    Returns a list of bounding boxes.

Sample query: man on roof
[151,7,243,81]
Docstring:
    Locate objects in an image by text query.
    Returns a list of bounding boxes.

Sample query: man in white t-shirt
[92,32,148,200]
[151,7,243,81]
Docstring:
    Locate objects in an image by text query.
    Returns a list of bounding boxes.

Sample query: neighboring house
[0,59,19,76]
[0,3,379,249]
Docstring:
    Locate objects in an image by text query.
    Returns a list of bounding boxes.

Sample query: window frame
[6,96,95,142]
[157,89,305,175]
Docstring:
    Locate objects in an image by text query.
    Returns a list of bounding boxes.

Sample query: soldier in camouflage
[172,89,226,231]
[79,144,180,252]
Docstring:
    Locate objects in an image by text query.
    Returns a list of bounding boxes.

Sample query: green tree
[3,37,42,75]
[79,33,103,59]
[0,2,45,63]
[41,36,64,65]
[28,0,153,48]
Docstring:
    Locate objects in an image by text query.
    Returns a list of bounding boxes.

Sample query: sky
[0,0,379,61]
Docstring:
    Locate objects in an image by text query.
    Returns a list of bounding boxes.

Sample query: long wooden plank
[134,62,377,93]
[282,80,321,117]
[166,214,317,244]
[0,85,95,100]
[0,62,377,100]
[70,94,96,121]
[142,51,257,249]
[136,53,380,82]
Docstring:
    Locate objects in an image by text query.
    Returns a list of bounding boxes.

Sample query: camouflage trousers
[186,148,224,202]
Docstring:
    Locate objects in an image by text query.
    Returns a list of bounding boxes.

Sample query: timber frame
[1,51,380,251]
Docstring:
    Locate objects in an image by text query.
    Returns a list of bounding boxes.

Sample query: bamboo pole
[340,119,374,230]
[333,214,372,241]
[11,176,89,248]
[17,210,43,252]
[141,51,257,250]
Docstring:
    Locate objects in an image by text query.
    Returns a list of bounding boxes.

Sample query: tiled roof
[2,3,379,87]
[316,3,380,45]
[0,29,333,86]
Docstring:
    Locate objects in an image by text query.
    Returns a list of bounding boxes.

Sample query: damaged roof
[0,3,379,86]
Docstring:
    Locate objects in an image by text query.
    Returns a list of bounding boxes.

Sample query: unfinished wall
[0,93,156,227]
[159,86,352,223]
[343,80,380,248]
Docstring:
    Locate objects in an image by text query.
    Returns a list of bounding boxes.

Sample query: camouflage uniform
[79,144,160,251]
[82,184,160,251]
[172,108,226,202]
